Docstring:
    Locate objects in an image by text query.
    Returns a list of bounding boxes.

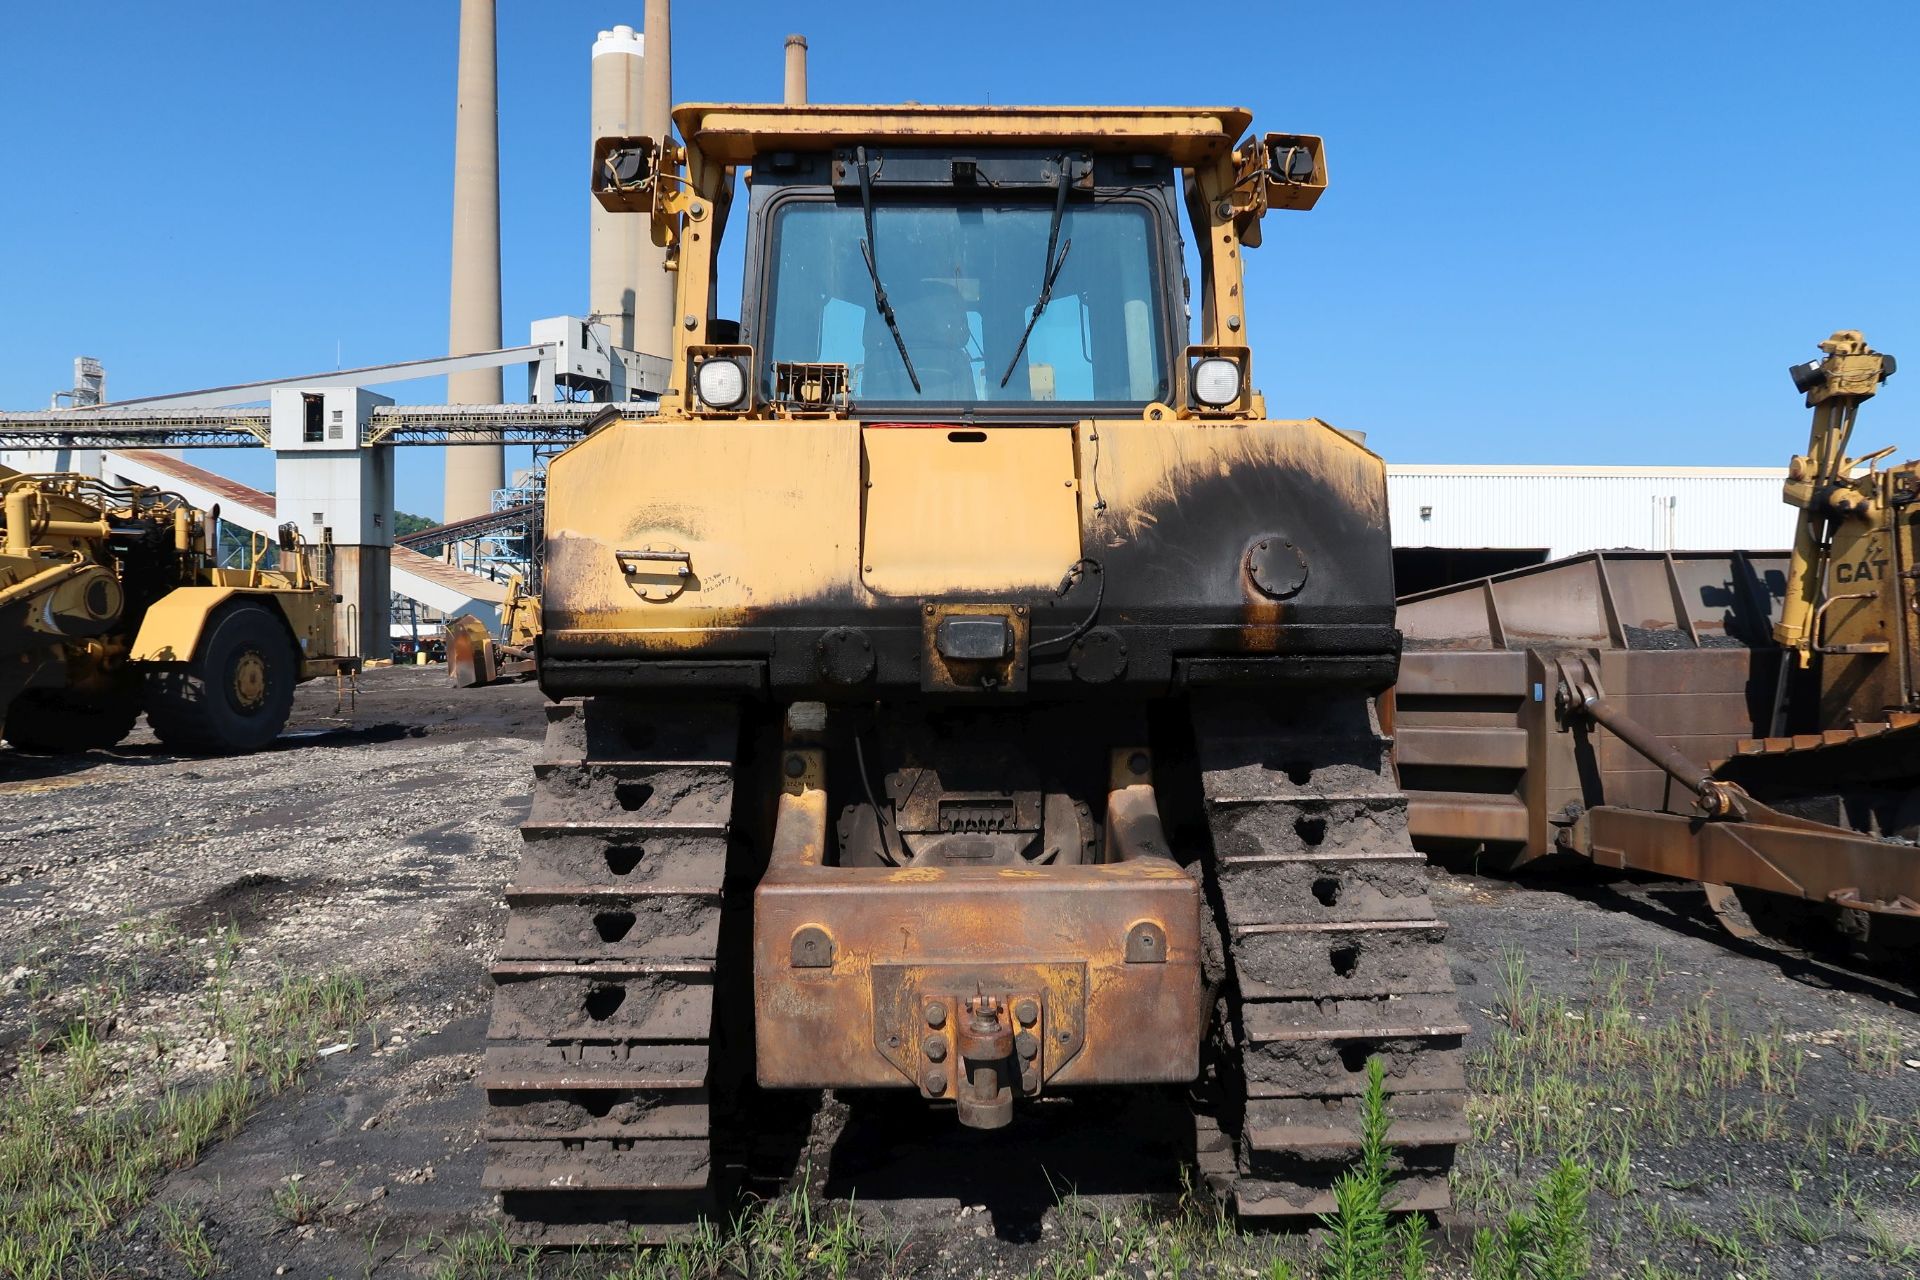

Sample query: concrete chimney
[784,35,808,106]
[590,25,645,354]
[444,0,504,523]
[631,0,675,361]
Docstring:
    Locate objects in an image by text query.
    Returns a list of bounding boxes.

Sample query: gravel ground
[1,665,1915,1279]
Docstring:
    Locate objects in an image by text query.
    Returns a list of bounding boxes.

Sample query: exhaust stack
[784,34,808,105]
[444,0,504,522]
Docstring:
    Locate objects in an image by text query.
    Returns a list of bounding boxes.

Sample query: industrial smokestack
[444,0,505,522]
[784,34,808,105]
[631,0,675,361]
[590,25,645,355]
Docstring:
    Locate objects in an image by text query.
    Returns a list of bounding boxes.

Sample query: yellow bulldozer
[445,574,539,688]
[482,104,1466,1239]
[0,467,353,754]
[1394,332,1918,960]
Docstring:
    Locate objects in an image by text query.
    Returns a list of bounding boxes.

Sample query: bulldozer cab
[751,149,1174,411]
[595,105,1325,422]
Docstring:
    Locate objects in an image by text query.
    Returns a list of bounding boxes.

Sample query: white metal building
[1383,465,1795,595]
[1386,465,1794,560]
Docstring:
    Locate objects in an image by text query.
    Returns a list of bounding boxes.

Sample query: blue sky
[2,1,1916,519]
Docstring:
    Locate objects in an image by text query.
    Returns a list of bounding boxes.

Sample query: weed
[155,1202,218,1278]
[1465,1157,1591,1280]
[1736,1192,1779,1248]
[1393,1216,1429,1280]
[1781,1197,1836,1245]
[1598,1131,1633,1198]
[1451,1155,1515,1218]
[721,1178,870,1280]
[1642,944,1668,999]
[599,1218,737,1280]
[1528,1157,1591,1280]
[875,1221,914,1280]
[358,1220,390,1280]
[1830,1170,1861,1217]
[1693,1224,1752,1264]
[426,1222,536,1279]
[270,1172,341,1228]
[60,1018,107,1099]
[1860,1208,1920,1267]
[1496,948,1537,1033]
[1318,1057,1390,1280]
[1637,1197,1667,1243]
[1845,1020,1902,1076]
[1466,950,1821,1189]
[1469,1221,1529,1280]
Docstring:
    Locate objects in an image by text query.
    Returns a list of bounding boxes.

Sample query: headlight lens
[696,358,747,409]
[1191,357,1243,407]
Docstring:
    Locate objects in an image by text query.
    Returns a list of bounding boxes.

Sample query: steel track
[1191,692,1470,1216]
[484,698,738,1243]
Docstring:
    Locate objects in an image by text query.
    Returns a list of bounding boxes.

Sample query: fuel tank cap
[1247,537,1308,599]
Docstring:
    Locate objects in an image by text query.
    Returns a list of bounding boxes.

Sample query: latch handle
[616,547,691,574]
[616,546,693,603]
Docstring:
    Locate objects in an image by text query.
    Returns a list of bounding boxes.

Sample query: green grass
[155,1201,218,1278]
[1455,946,1920,1280]
[270,1170,346,1228]
[1469,947,1850,1175]
[423,1223,542,1280]
[424,1183,877,1280]
[1859,1207,1920,1267]
[0,936,371,1280]
[1845,1019,1904,1077]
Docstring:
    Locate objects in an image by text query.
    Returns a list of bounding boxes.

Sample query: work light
[696,358,747,410]
[1191,356,1243,408]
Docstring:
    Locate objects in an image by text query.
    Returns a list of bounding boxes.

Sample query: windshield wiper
[852,146,920,394]
[998,157,1074,388]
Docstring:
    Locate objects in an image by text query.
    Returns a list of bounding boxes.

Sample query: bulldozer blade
[446,613,499,688]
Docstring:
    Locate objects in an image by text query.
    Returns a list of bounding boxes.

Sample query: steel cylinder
[631,0,675,362]
[591,25,645,353]
[3,489,31,556]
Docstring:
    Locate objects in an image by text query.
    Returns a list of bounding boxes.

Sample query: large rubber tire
[3,686,141,754]
[144,602,298,754]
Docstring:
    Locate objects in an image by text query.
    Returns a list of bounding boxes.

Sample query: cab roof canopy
[672,103,1254,166]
